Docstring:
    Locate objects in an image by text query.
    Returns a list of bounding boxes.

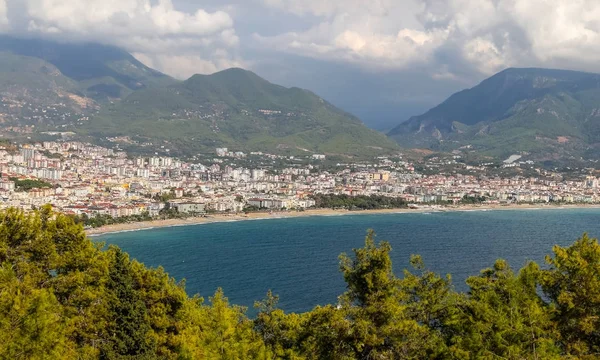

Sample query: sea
[95,208,600,314]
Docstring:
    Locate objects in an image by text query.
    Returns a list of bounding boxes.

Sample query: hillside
[388,68,600,160]
[81,68,399,157]
[0,36,176,100]
[0,37,176,128]
[0,51,88,125]
[0,37,395,157]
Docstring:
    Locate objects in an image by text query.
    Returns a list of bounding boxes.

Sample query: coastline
[86,203,600,236]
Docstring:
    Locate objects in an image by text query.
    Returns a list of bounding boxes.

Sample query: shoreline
[86,203,600,236]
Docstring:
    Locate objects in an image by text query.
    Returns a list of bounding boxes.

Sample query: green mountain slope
[388,68,600,160]
[0,37,395,157]
[82,68,398,157]
[0,36,176,100]
[0,37,176,127]
[0,51,95,125]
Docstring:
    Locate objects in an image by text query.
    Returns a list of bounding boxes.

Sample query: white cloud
[262,0,396,18]
[3,0,600,82]
[133,52,244,79]
[0,0,7,30]
[508,0,600,63]
[463,36,510,75]
[258,27,448,69]
[0,0,241,78]
[21,0,233,37]
[255,0,444,70]
[258,0,600,78]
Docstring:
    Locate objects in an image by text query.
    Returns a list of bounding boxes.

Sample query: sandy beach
[85,203,600,236]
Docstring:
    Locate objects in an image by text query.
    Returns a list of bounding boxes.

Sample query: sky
[2,0,600,130]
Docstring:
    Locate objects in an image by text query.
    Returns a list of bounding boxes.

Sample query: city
[2,140,600,229]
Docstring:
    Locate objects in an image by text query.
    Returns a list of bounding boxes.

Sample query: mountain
[388,68,600,160]
[0,36,175,100]
[80,68,399,157]
[0,37,394,157]
[0,36,176,127]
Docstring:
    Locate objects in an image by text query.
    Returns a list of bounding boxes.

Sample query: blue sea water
[95,208,600,314]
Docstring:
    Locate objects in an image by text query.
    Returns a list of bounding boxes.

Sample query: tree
[3,205,600,358]
[448,260,559,359]
[336,230,434,358]
[0,263,74,359]
[397,255,455,356]
[254,291,304,359]
[101,248,155,359]
[180,288,271,359]
[541,233,600,355]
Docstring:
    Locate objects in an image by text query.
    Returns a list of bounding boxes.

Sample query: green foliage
[153,191,176,202]
[541,233,600,355]
[72,212,153,228]
[311,194,408,210]
[0,264,74,359]
[196,289,269,358]
[336,230,436,358]
[0,207,270,359]
[253,231,600,359]
[460,194,487,204]
[2,206,600,358]
[9,177,53,191]
[101,247,155,358]
[448,260,560,359]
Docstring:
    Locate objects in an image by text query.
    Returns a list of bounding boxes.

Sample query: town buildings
[0,141,598,221]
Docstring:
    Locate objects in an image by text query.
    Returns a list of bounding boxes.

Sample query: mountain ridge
[81,66,397,156]
[388,67,600,160]
[0,35,176,98]
[0,36,396,157]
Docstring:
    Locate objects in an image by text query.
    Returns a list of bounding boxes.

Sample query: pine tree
[101,248,155,359]
[541,233,600,355]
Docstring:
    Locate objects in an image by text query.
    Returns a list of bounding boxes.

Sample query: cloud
[0,0,242,78]
[2,0,600,85]
[262,0,396,18]
[23,0,233,37]
[0,0,7,30]
[256,26,449,70]
[133,52,244,79]
[257,0,600,78]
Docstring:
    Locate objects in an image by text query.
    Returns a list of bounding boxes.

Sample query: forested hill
[2,206,600,358]
[80,68,399,157]
[0,36,396,157]
[388,67,600,160]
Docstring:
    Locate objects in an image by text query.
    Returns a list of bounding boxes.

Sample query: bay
[96,208,600,314]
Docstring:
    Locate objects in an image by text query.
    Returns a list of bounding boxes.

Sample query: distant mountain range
[82,68,399,157]
[0,36,397,157]
[9,35,600,162]
[388,68,600,161]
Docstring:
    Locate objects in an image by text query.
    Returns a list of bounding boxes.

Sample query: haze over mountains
[0,36,175,102]
[5,35,600,162]
[388,68,600,161]
[0,36,397,157]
